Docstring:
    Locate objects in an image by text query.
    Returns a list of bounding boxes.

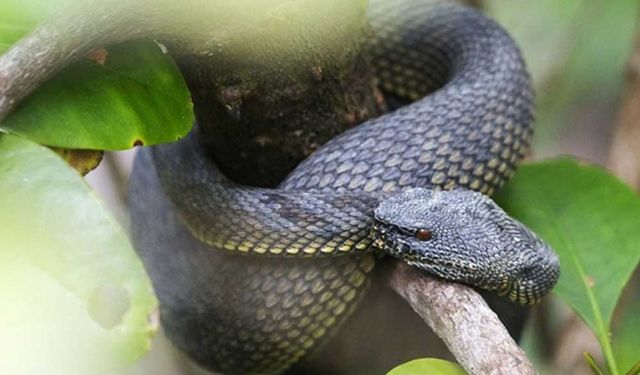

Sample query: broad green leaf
[0,134,157,375]
[0,1,193,150]
[387,358,466,375]
[494,158,640,374]
[0,39,193,150]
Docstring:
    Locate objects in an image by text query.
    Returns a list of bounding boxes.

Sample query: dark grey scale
[130,0,560,374]
[132,151,377,374]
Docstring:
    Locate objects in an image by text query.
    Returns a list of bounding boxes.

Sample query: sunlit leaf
[386,358,466,375]
[495,158,640,373]
[0,1,192,150]
[0,134,157,375]
[0,39,193,150]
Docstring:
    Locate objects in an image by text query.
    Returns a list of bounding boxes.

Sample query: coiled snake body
[130,1,560,374]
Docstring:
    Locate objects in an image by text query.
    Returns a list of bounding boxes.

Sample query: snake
[129,1,560,374]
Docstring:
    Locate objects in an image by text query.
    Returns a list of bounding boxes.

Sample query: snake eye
[415,228,432,241]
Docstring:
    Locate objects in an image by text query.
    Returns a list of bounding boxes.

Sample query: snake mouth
[379,242,556,305]
[370,222,555,305]
[380,242,559,306]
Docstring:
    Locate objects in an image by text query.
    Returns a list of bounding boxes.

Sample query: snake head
[371,188,560,304]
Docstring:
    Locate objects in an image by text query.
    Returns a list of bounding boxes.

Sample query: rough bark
[389,262,537,375]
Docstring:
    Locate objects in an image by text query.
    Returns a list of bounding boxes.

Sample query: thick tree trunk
[172,4,381,185]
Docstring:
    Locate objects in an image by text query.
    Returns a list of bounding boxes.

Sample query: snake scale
[129,1,560,374]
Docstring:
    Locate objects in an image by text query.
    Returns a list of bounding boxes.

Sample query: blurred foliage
[1,0,639,374]
[487,0,639,158]
[386,358,466,375]
[0,134,157,375]
[495,159,640,375]
[0,0,60,52]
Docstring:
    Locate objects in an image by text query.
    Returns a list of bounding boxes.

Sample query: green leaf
[0,0,194,149]
[0,39,194,150]
[386,358,467,375]
[494,158,640,375]
[0,134,157,375]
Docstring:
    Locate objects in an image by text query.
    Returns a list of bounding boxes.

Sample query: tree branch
[389,262,537,375]
[0,1,152,122]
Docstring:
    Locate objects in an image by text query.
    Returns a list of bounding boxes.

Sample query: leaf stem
[586,279,619,375]
[529,190,620,375]
[569,245,619,375]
